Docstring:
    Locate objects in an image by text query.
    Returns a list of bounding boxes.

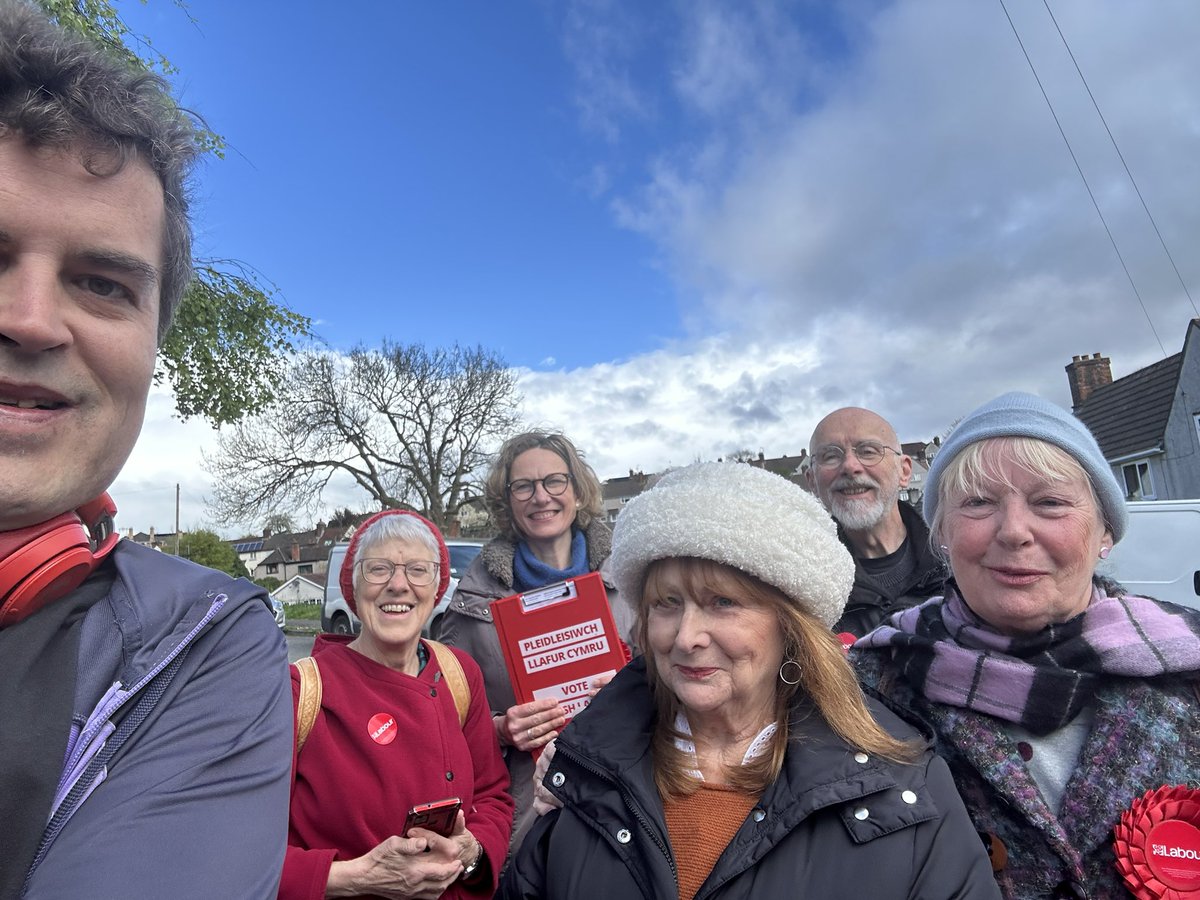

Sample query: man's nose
[0,263,73,352]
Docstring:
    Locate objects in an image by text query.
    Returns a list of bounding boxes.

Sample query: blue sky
[110,0,1200,534]
[122,1,684,369]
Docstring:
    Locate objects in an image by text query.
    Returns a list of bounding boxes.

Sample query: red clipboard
[490,572,627,732]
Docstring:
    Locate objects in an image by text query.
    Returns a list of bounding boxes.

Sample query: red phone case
[404,797,461,836]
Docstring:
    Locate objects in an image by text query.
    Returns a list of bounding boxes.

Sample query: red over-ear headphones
[0,493,119,628]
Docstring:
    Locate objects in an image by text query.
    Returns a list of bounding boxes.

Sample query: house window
[1122,460,1156,500]
[266,563,278,574]
[299,564,313,575]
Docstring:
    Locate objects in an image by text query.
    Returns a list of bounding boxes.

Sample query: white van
[1098,500,1200,611]
[321,539,484,636]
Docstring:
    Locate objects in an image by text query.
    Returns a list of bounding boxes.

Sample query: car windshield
[448,544,482,578]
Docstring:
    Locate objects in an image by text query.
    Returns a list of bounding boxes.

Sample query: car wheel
[331,613,352,636]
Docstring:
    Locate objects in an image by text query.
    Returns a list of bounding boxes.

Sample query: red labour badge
[367,713,398,745]
[1113,785,1200,899]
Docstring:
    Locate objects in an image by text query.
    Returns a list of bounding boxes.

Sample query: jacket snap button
[854,807,869,821]
[901,790,917,804]
[616,828,632,844]
[854,752,869,764]
[551,772,565,787]
[752,808,766,823]
[445,771,454,781]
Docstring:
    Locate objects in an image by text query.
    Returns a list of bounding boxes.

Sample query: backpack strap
[294,656,323,752]
[427,640,470,727]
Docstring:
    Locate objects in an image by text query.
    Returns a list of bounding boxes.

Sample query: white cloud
[564,0,1200,442]
[111,0,1200,534]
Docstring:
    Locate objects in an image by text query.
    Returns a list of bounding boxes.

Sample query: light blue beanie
[923,391,1127,542]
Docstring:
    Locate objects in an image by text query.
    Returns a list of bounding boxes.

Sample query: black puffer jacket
[500,658,1000,900]
[836,502,946,636]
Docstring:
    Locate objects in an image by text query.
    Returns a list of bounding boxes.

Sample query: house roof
[602,473,649,499]
[1075,352,1182,460]
[257,543,331,566]
[747,454,807,483]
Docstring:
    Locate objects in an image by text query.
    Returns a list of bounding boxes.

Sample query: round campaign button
[1146,819,1200,892]
[367,712,398,745]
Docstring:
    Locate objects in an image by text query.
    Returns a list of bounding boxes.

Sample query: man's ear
[897,454,913,488]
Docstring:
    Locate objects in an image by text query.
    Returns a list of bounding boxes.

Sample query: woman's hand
[324,833,462,899]
[586,671,615,698]
[531,738,563,816]
[408,811,480,877]
[495,698,565,751]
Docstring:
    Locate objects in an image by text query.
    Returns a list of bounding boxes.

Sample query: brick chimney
[291,541,300,562]
[1065,352,1112,409]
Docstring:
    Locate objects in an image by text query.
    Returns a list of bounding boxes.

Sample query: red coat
[280,635,513,899]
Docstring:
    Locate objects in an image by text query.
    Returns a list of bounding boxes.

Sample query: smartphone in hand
[404,797,462,837]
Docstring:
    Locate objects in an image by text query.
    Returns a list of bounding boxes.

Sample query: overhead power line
[997,0,1167,357]
[1042,0,1198,320]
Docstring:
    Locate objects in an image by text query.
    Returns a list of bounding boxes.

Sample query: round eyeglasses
[358,558,439,586]
[507,472,571,501]
[813,441,901,469]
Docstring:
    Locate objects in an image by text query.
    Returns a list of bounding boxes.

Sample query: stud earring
[1099,546,1111,560]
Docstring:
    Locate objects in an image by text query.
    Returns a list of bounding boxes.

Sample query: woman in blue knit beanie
[854,391,1200,899]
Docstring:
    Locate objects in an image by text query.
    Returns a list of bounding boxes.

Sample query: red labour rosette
[1113,785,1200,899]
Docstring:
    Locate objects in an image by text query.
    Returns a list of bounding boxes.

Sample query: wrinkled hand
[496,698,565,751]
[408,810,480,877]
[531,738,563,816]
[324,832,462,900]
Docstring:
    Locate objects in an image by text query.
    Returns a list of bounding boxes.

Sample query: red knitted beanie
[339,510,451,616]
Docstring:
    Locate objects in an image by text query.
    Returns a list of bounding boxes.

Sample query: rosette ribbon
[1113,785,1200,899]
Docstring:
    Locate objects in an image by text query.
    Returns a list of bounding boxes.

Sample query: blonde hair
[637,558,919,800]
[929,436,1106,559]
[483,432,604,541]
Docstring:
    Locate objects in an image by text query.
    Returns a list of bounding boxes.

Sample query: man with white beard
[806,407,944,636]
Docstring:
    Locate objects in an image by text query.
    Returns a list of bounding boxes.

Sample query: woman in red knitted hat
[279,510,512,899]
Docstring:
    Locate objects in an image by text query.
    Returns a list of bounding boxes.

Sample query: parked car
[322,538,485,637]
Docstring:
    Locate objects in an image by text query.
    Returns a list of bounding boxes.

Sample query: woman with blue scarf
[436,432,631,859]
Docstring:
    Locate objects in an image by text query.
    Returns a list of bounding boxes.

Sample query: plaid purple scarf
[856,584,1200,735]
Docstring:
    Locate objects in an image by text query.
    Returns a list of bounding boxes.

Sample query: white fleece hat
[610,462,855,629]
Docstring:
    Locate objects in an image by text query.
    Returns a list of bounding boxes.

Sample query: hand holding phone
[403,797,462,837]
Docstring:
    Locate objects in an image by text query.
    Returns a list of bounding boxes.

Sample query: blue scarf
[513,529,589,592]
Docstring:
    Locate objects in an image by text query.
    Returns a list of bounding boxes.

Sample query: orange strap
[427,639,470,727]
[294,656,323,752]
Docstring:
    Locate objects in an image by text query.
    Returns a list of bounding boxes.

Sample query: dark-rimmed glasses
[507,473,571,501]
[358,558,439,586]
[813,441,901,469]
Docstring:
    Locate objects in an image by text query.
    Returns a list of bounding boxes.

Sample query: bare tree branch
[206,343,522,529]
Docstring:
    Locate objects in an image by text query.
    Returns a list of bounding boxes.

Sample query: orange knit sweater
[663,784,758,900]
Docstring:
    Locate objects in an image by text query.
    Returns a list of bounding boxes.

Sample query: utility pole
[175,483,181,555]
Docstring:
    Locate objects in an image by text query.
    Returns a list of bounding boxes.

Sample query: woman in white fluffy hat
[500,462,998,900]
